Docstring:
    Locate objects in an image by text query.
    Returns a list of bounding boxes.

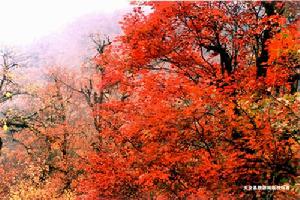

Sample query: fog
[0,0,130,45]
[0,0,131,74]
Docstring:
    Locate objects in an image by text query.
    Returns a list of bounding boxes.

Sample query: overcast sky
[0,0,130,45]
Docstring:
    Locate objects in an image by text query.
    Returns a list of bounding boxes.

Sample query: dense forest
[0,1,299,199]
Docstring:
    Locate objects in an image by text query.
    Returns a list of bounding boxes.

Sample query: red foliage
[76,1,300,199]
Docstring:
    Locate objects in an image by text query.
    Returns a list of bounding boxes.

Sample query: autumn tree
[0,62,97,199]
[78,1,299,199]
[0,48,36,197]
[5,34,120,198]
[0,48,31,133]
[0,1,298,200]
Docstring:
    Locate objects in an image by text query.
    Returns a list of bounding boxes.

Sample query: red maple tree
[77,1,299,199]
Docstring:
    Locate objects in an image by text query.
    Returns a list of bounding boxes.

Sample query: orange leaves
[74,2,300,199]
[4,1,299,199]
[265,22,300,87]
[267,24,299,63]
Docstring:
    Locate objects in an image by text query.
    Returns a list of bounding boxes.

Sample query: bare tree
[0,48,32,151]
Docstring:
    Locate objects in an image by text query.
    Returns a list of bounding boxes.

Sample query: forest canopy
[0,1,299,200]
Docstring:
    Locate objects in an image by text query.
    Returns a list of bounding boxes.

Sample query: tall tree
[78,1,299,199]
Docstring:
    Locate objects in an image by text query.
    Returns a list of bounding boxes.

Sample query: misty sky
[0,0,130,45]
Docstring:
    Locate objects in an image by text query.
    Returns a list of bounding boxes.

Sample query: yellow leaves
[6,72,14,80]
[26,83,40,93]
[4,91,13,98]
[8,163,76,200]
[8,179,76,200]
[142,129,152,140]
[237,99,249,109]
[3,122,8,132]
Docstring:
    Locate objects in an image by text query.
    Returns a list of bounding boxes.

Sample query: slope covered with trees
[0,1,299,200]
